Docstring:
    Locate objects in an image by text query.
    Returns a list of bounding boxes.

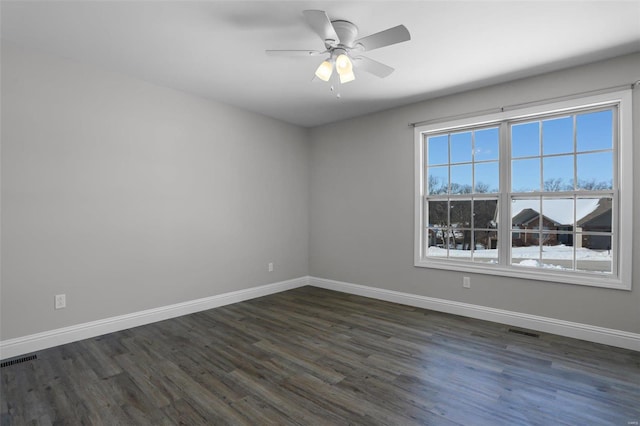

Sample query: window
[414,90,633,290]
[425,126,500,264]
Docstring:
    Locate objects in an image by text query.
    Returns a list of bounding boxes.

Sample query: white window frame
[414,90,633,290]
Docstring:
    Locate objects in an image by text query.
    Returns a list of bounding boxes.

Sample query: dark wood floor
[2,286,639,425]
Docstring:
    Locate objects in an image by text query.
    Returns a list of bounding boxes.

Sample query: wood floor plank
[160,398,209,425]
[160,359,251,425]
[2,286,639,425]
[112,352,176,409]
[98,373,173,426]
[227,369,330,424]
[253,339,345,384]
[228,395,300,426]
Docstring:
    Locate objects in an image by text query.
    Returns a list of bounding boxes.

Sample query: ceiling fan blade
[353,56,395,78]
[303,10,340,46]
[354,25,410,51]
[265,49,323,57]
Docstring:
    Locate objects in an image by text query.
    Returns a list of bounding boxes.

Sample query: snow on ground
[517,259,563,269]
[427,244,611,260]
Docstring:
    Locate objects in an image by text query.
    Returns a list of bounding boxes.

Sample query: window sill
[414,258,630,290]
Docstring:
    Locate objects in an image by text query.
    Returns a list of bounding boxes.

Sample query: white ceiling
[2,1,639,127]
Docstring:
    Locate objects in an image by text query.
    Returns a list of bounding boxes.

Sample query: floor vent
[0,354,38,368]
[508,328,540,338]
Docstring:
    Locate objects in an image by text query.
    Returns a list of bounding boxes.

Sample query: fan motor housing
[331,20,359,48]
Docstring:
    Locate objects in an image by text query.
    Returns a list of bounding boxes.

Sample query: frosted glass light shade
[335,54,352,75]
[339,70,355,84]
[315,60,333,81]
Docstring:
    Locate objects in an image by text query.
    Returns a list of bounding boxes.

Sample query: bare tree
[576,178,612,190]
[544,178,569,192]
[427,179,499,251]
[428,175,447,194]
[475,182,491,194]
[450,183,473,194]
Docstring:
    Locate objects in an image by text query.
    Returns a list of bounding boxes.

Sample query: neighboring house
[511,208,573,246]
[511,198,610,248]
[577,198,613,250]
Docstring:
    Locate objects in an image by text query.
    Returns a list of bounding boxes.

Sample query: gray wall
[1,42,309,340]
[309,53,640,334]
[3,41,639,342]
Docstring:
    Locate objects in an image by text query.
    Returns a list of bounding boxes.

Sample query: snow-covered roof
[511,198,601,225]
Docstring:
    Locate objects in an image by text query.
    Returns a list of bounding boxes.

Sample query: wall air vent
[0,354,38,368]
[508,328,540,338]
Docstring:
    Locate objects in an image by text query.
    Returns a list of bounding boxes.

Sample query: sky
[427,109,613,194]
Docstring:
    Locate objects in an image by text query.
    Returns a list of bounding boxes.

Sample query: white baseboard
[3,275,637,359]
[309,276,640,352]
[0,276,309,360]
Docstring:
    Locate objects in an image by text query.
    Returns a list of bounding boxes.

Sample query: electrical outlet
[55,294,66,310]
[463,277,471,289]
[268,262,274,272]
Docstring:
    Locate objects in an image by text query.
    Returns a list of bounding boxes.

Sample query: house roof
[511,208,541,226]
[577,198,613,226]
[511,198,602,226]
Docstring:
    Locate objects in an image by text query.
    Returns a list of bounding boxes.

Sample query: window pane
[511,158,540,192]
[450,230,473,256]
[473,231,498,264]
[450,200,471,228]
[576,110,613,152]
[576,234,612,273]
[543,155,574,192]
[474,127,499,161]
[474,162,499,193]
[428,201,448,227]
[450,164,472,194]
[474,200,498,228]
[427,228,448,257]
[541,198,574,228]
[543,116,573,155]
[428,166,448,194]
[577,197,612,233]
[541,232,574,270]
[512,198,540,229]
[576,152,613,190]
[451,131,472,163]
[428,134,449,165]
[512,232,540,266]
[512,122,540,158]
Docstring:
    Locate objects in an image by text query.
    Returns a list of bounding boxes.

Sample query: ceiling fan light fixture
[315,60,333,82]
[267,10,409,89]
[339,70,355,84]
[335,53,352,75]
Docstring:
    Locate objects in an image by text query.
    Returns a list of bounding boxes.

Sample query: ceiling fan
[266,10,410,85]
